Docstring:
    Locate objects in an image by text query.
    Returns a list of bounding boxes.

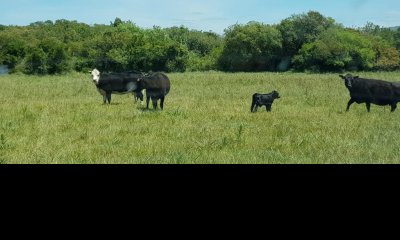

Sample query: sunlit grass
[1,71,400,164]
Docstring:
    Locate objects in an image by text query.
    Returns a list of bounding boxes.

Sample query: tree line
[1,11,400,74]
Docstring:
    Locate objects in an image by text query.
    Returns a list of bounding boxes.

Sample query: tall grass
[1,71,400,164]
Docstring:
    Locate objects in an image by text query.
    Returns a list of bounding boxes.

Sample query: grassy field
[1,71,400,164]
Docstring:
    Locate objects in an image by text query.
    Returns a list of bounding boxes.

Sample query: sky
[1,0,400,33]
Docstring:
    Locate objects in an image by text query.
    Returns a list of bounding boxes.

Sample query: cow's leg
[346,99,355,112]
[151,97,158,110]
[253,105,258,112]
[366,103,371,113]
[251,101,256,112]
[391,103,397,112]
[146,95,151,109]
[140,91,145,105]
[266,104,272,112]
[160,97,165,110]
[250,96,256,112]
[103,95,107,104]
[106,93,112,104]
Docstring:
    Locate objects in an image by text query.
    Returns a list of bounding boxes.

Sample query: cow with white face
[89,69,144,105]
[90,68,101,85]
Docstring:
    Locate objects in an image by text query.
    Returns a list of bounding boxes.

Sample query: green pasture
[1,71,400,164]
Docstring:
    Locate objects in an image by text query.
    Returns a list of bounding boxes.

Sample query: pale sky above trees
[1,0,399,33]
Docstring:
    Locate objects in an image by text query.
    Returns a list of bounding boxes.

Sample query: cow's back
[350,78,398,105]
[142,73,171,97]
[99,72,142,92]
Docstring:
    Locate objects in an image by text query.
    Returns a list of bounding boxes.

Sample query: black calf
[251,91,281,112]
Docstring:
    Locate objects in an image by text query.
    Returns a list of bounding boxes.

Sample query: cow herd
[89,69,170,110]
[89,69,400,113]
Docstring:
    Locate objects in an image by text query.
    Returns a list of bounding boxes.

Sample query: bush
[0,33,27,70]
[293,28,376,72]
[374,46,400,71]
[0,14,399,74]
[219,22,282,72]
[24,48,48,74]
[277,11,336,60]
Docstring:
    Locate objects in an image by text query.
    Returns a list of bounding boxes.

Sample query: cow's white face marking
[90,69,101,84]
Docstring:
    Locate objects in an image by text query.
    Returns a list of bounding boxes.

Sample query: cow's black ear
[339,75,345,79]
[354,76,359,79]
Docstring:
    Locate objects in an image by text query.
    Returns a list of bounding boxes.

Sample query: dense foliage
[0,12,399,74]
[219,22,282,71]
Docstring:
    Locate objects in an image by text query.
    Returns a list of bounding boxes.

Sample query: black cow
[89,69,143,104]
[340,74,400,112]
[137,72,171,110]
[251,91,281,112]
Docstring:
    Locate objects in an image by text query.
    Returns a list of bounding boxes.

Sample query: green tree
[293,28,376,72]
[112,17,124,27]
[360,22,397,46]
[166,26,222,71]
[0,29,28,72]
[369,36,400,71]
[395,29,400,50]
[46,43,70,74]
[1,15,399,74]
[277,11,336,69]
[132,27,188,72]
[219,22,282,71]
[24,48,47,74]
